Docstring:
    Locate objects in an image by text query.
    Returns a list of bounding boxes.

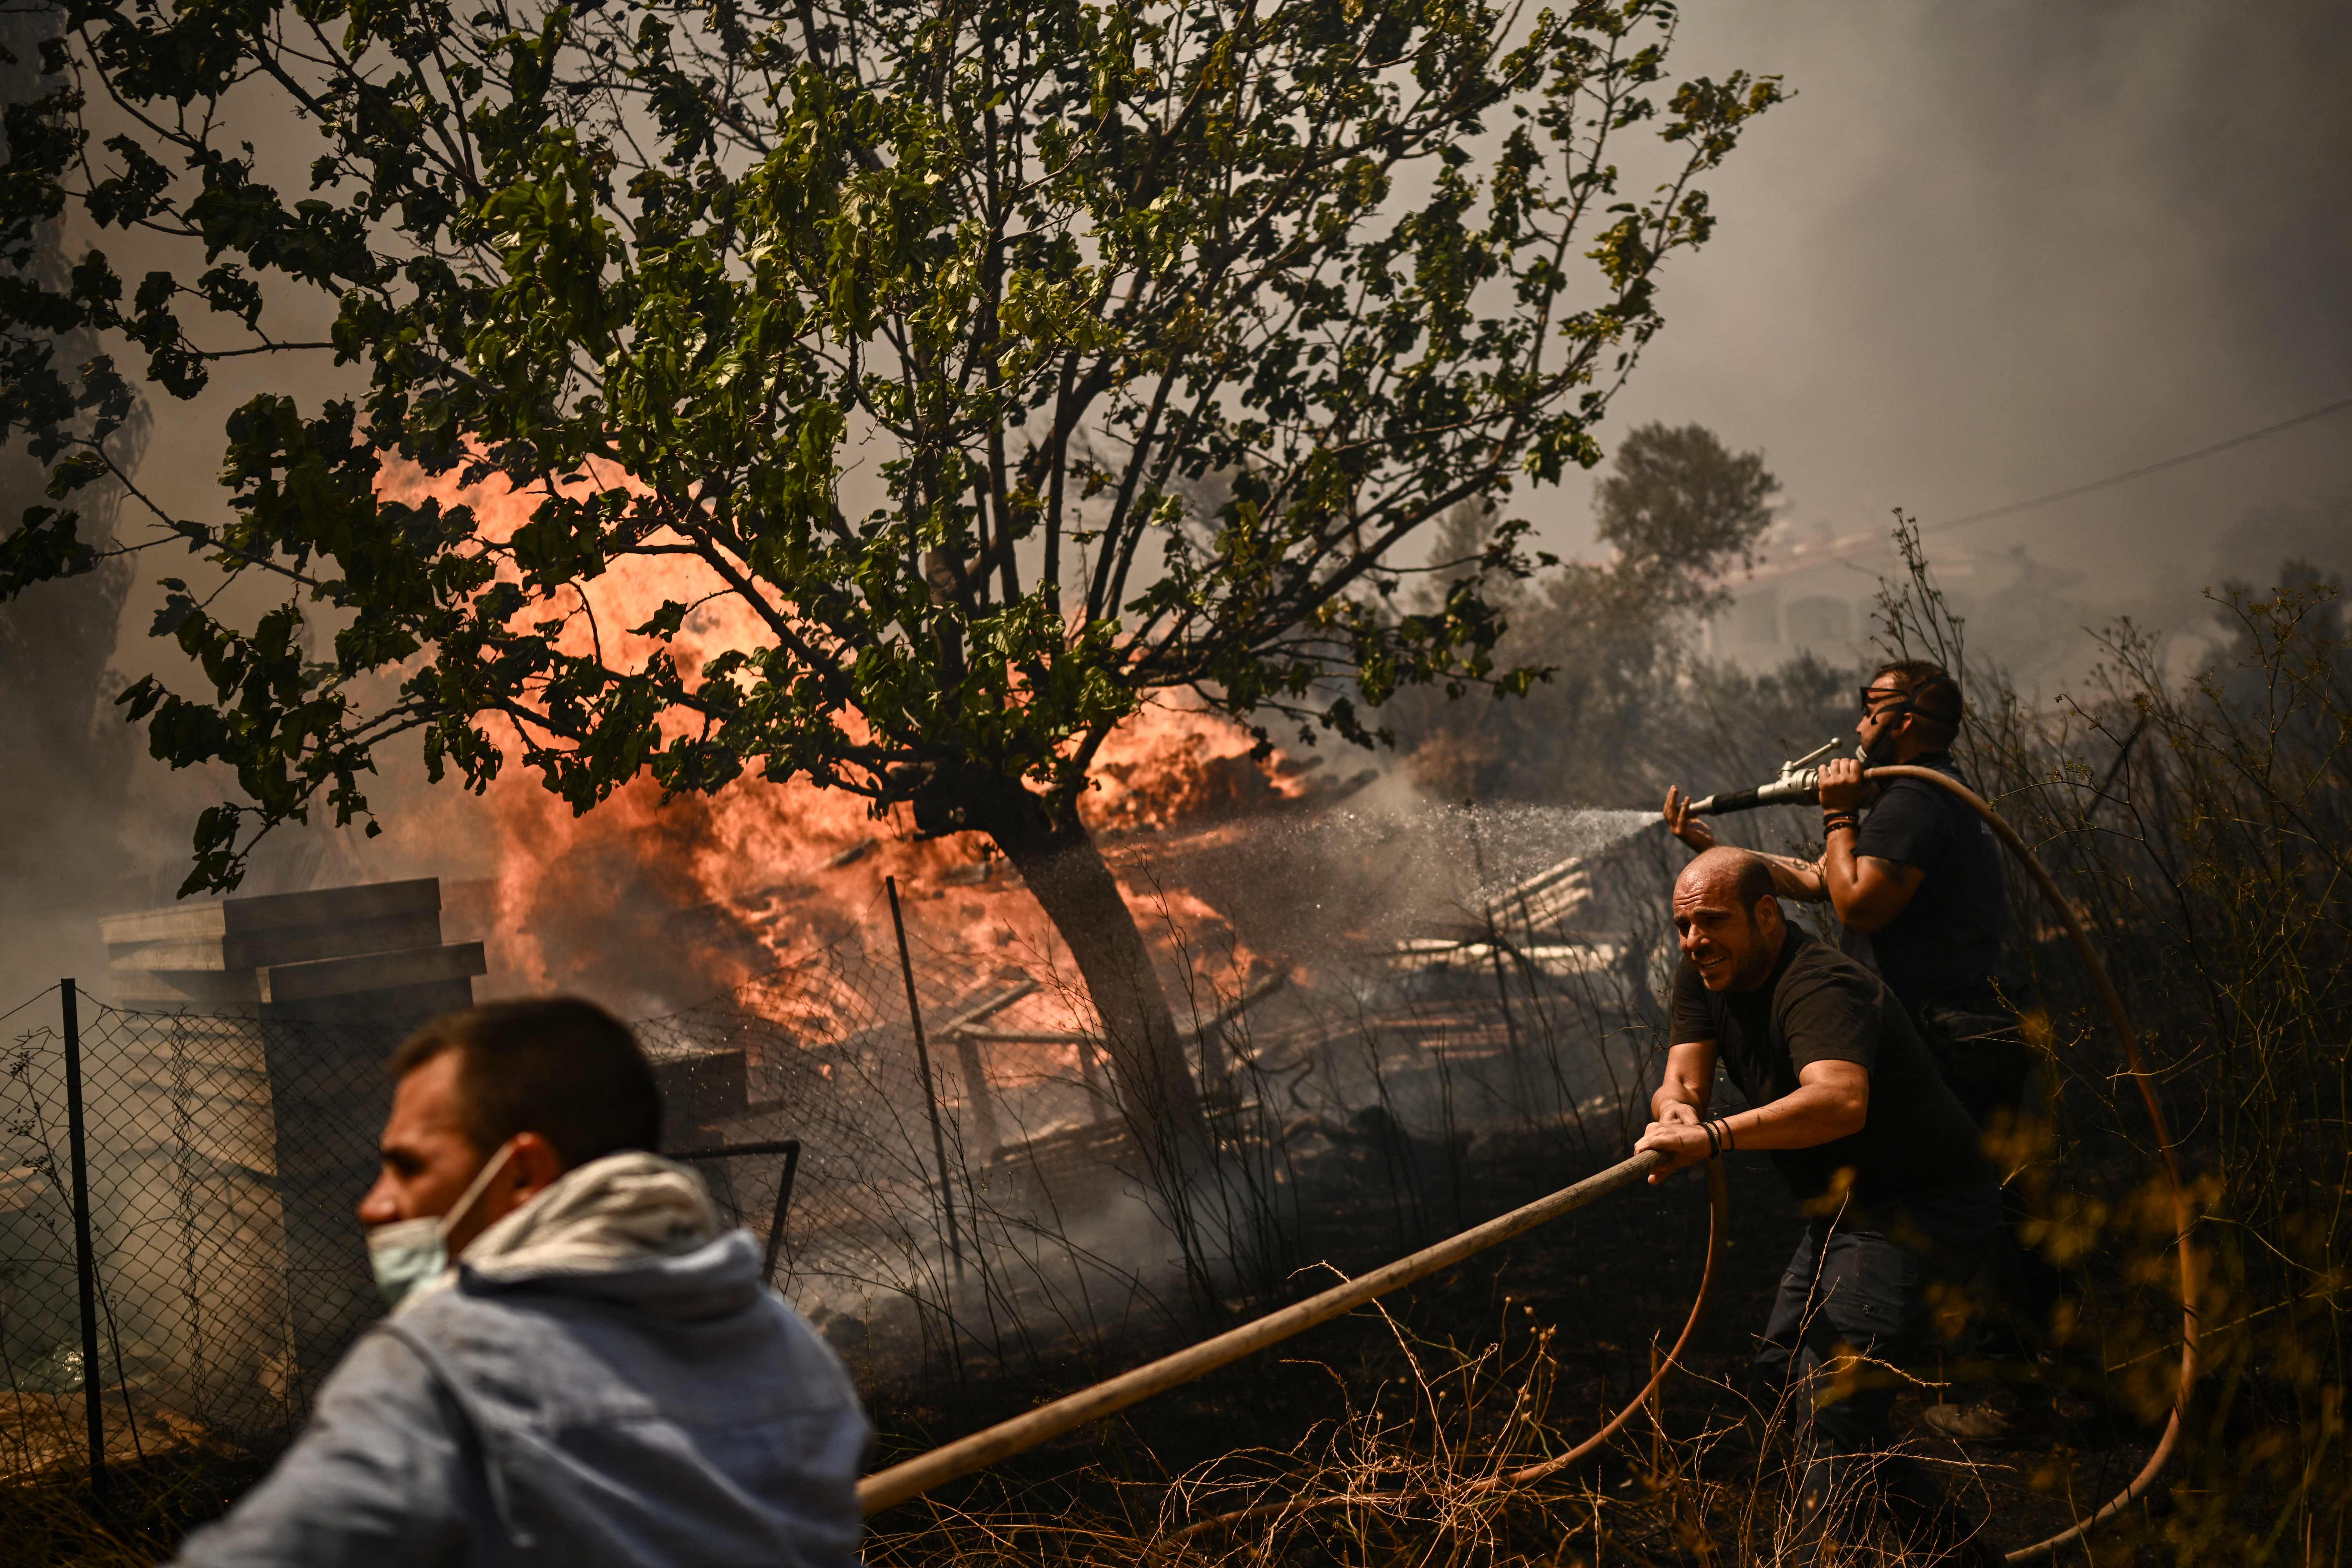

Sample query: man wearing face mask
[170,998,870,1568]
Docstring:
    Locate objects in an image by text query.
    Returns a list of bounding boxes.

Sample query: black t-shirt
[1669,929,1987,1207]
[1853,756,2010,1011]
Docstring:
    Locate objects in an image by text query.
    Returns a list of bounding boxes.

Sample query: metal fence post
[60,980,105,1502]
[763,1141,801,1286]
[886,878,963,1279]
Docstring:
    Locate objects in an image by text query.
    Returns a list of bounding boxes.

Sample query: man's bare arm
[1662,788,1828,902]
[1650,1038,1718,1125]
[1637,1058,1871,1181]
[1817,759,1927,931]
[1755,852,1828,902]
[1821,839,1924,931]
[1721,1058,1869,1149]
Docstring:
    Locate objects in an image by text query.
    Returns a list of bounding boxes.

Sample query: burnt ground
[862,1133,2169,1563]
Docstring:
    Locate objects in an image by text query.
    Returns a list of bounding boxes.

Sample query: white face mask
[367,1142,516,1310]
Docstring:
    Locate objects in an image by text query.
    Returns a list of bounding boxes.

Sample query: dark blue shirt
[1853,755,2010,1013]
[1670,931,1987,1207]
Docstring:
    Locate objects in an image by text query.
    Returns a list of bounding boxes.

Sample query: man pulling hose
[1637,849,2004,1564]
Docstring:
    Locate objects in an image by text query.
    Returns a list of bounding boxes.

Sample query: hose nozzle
[1686,737,1844,816]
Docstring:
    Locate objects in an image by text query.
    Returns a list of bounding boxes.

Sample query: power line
[1923,392,2352,535]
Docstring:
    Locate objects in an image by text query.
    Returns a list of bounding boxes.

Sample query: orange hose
[1866,764,2198,1562]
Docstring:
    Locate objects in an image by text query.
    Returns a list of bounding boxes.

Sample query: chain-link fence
[0,833,1681,1490]
[0,986,844,1487]
[0,985,398,1478]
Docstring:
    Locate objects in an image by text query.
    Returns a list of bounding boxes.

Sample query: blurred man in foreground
[172,998,869,1568]
[1637,849,2002,1564]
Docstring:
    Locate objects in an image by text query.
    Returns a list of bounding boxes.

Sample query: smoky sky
[76,0,2352,683]
[1561,0,2352,620]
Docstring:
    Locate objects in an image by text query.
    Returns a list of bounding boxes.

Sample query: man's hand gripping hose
[858,766,2193,1565]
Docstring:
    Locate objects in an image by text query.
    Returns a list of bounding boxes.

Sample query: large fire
[370,466,1307,1032]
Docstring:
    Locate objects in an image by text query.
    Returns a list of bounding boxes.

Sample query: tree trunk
[980,803,1210,1167]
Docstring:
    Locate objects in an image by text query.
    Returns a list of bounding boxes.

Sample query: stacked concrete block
[94,880,484,1432]
[102,877,483,1020]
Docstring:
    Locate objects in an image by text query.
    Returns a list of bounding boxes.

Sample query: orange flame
[370,466,1287,1023]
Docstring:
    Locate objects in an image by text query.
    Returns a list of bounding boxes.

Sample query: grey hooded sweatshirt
[171,1153,869,1568]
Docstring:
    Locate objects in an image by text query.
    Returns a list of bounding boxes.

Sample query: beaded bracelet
[1822,813,1859,836]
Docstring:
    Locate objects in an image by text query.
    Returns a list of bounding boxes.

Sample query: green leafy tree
[1589,419,1775,611]
[0,0,1777,1147]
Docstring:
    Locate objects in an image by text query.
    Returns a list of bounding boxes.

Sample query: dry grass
[0,1445,270,1568]
[863,1302,2052,1568]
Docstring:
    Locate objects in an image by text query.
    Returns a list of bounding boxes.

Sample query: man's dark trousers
[1757,1176,2004,1550]
[1916,1001,2064,1339]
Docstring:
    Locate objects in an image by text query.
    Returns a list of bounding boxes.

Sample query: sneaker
[1923,1400,2014,1442]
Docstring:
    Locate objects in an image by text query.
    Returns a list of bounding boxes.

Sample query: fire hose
[857,764,2197,1566]
[1848,764,2198,1563]
[858,1151,1728,1516]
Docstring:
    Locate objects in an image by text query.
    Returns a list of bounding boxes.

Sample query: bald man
[1636,849,2002,1564]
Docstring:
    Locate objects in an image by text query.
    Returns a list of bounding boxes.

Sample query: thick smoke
[1569,0,2352,685]
[0,3,154,1007]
